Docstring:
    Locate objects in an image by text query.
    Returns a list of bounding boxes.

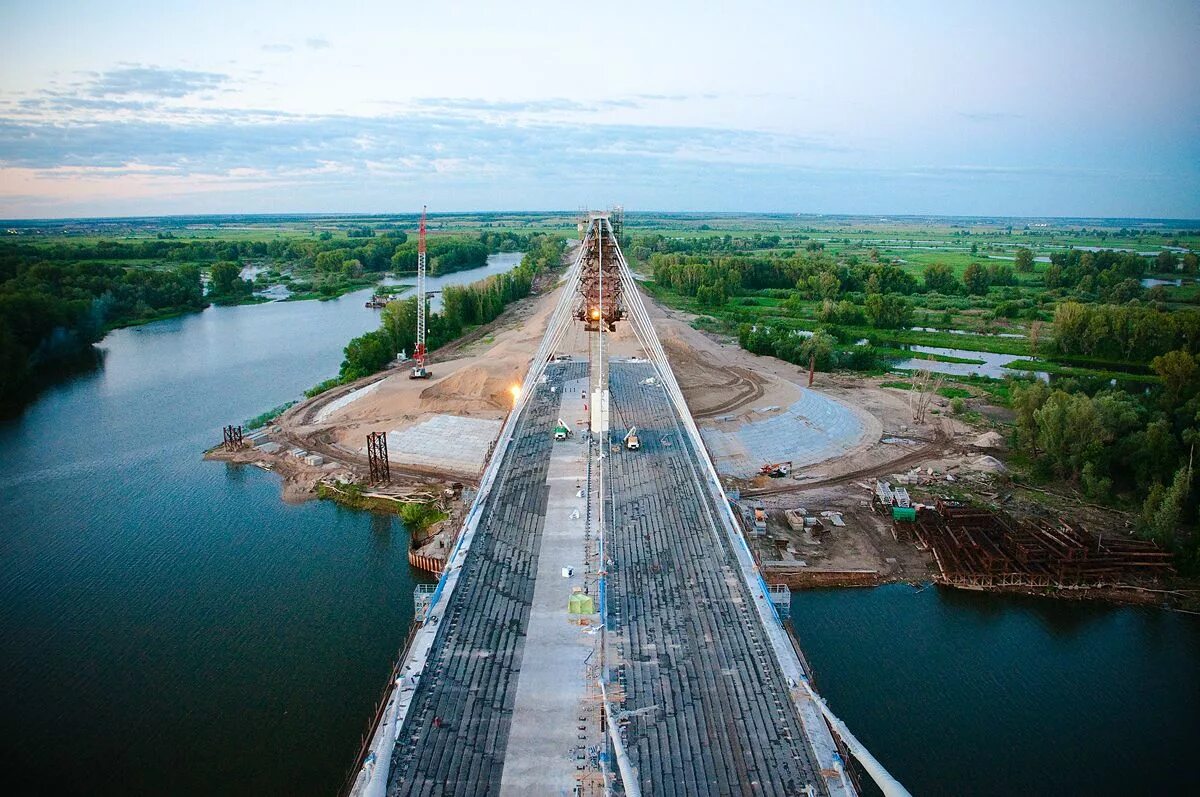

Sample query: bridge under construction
[348,212,908,797]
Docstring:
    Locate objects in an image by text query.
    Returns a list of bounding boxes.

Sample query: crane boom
[410,206,431,379]
[416,206,427,366]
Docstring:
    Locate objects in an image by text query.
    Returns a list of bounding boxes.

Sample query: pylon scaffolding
[575,212,625,332]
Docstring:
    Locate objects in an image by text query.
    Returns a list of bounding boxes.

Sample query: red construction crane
[410,205,431,379]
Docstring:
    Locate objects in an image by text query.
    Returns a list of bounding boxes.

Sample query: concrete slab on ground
[385,414,502,475]
[700,389,867,478]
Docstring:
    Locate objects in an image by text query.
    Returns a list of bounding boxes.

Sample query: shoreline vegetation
[0,220,553,413]
[305,233,567,394]
[623,221,1200,575]
[315,482,449,533]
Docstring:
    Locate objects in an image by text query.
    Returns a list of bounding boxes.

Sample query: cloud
[261,43,294,53]
[0,110,841,183]
[413,96,642,115]
[635,93,692,102]
[83,66,229,98]
[414,97,593,113]
[0,100,1194,219]
[305,37,331,50]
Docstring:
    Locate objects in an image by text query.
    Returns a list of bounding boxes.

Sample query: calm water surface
[3,253,1198,795]
[0,259,516,795]
[791,584,1200,796]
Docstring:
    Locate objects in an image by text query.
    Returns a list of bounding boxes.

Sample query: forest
[0,255,205,408]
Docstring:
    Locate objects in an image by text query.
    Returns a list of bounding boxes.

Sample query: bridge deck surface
[384,359,831,796]
[386,362,586,796]
[605,361,829,796]
[498,376,601,795]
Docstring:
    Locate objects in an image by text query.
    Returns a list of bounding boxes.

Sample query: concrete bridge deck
[605,361,828,794]
[385,362,588,794]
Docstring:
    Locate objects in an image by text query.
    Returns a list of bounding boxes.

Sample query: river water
[792,585,1200,796]
[2,253,1198,795]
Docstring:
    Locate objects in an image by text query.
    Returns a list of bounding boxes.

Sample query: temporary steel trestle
[366,431,390,484]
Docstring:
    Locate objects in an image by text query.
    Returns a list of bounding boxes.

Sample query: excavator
[624,427,640,451]
[760,460,792,478]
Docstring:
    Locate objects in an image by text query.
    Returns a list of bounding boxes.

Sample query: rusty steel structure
[910,500,1173,589]
[575,212,625,332]
[222,424,244,451]
[366,431,390,484]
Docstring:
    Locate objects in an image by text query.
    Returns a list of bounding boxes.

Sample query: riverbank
[242,257,1182,606]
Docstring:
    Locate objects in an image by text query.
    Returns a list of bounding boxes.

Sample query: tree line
[1,227,554,282]
[332,235,566,383]
[0,255,205,408]
[1010,360,1200,573]
[1052,301,1200,362]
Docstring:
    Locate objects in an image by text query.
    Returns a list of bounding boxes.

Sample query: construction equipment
[554,419,571,441]
[752,502,768,533]
[410,205,431,380]
[623,426,640,451]
[760,461,792,478]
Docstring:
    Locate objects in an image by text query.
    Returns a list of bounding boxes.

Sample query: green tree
[1014,247,1035,273]
[1152,349,1200,406]
[339,329,395,381]
[1011,379,1050,451]
[864,293,912,328]
[1081,461,1112,499]
[799,329,836,370]
[923,263,958,294]
[1156,250,1178,273]
[818,299,863,325]
[1033,390,1102,479]
[1141,465,1189,547]
[962,262,990,295]
[314,250,344,272]
[208,261,248,298]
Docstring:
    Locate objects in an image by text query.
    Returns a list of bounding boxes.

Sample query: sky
[0,0,1197,219]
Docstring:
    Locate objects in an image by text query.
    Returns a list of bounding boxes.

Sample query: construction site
[326,212,924,797]
[204,208,1179,796]
[207,202,1177,603]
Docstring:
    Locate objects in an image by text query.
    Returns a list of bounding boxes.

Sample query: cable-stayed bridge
[347,211,908,797]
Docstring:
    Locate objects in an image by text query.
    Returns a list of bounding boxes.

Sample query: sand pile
[973,431,1005,449]
[417,362,524,414]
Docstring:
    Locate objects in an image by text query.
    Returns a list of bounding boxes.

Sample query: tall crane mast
[410,205,431,379]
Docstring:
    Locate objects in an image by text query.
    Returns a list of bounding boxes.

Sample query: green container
[892,506,917,522]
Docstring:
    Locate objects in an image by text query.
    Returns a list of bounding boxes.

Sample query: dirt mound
[970,454,1008,473]
[973,431,1005,449]
[417,362,523,413]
